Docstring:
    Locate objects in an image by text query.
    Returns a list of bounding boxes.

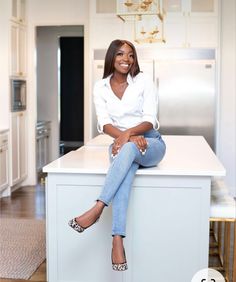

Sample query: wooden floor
[0,184,46,282]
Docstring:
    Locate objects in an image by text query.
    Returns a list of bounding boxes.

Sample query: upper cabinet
[163,0,218,16]
[10,21,27,77]
[163,0,218,47]
[10,0,27,77]
[11,0,26,24]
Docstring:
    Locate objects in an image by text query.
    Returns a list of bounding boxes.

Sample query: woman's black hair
[103,39,140,79]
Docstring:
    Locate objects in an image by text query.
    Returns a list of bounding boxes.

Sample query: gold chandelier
[134,14,165,43]
[116,0,165,43]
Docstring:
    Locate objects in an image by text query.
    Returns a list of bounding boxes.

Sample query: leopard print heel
[68,218,85,233]
[112,248,128,271]
[112,261,128,271]
[68,217,99,233]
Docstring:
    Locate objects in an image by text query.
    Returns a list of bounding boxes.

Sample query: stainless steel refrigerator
[93,49,216,150]
[154,59,215,150]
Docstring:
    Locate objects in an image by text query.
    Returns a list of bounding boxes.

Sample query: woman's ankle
[95,200,105,213]
[112,235,123,246]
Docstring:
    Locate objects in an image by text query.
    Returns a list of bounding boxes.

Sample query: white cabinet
[10,20,27,77]
[163,0,218,15]
[10,111,27,187]
[10,0,27,77]
[36,121,51,172]
[0,131,9,193]
[11,0,26,24]
[163,0,218,47]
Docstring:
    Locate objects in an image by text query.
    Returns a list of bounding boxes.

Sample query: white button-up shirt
[93,72,159,133]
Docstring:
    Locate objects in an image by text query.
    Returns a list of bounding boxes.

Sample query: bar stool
[209,180,236,282]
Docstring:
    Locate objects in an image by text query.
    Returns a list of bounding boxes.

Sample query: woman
[69,39,166,271]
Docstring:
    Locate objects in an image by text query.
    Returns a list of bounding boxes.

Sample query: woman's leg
[111,137,166,236]
[98,142,140,206]
[134,137,166,168]
[111,161,139,237]
[111,161,138,268]
[111,137,165,266]
[74,137,165,229]
[73,142,139,229]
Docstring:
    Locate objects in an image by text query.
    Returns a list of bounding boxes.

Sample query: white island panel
[43,135,225,282]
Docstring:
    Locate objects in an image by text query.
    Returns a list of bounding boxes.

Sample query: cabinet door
[163,0,218,16]
[11,0,18,22]
[19,0,26,23]
[11,113,20,185]
[19,112,27,180]
[18,24,27,76]
[163,0,181,15]
[187,17,217,47]
[11,0,26,23]
[164,17,187,47]
[10,112,27,186]
[10,22,19,76]
[190,0,218,16]
[10,22,26,76]
[0,145,9,191]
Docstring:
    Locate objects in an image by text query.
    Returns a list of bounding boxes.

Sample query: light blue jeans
[97,129,166,237]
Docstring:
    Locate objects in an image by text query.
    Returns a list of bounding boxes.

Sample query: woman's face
[113,43,134,75]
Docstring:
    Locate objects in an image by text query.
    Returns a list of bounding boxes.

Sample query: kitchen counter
[44,135,225,176]
[43,135,225,282]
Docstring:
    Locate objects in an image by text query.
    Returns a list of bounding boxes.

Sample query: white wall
[25,0,89,185]
[217,0,236,196]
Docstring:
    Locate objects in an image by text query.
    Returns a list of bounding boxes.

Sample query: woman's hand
[112,134,148,158]
[112,130,130,157]
[129,135,148,154]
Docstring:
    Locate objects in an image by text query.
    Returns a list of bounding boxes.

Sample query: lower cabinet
[36,121,51,172]
[10,111,27,187]
[0,131,9,193]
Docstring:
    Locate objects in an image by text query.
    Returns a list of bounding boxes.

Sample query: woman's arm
[105,122,153,156]
[126,121,153,137]
[103,124,123,138]
[104,121,152,139]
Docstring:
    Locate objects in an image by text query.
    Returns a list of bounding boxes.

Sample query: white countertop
[43,135,225,176]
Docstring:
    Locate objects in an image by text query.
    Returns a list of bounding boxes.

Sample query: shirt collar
[103,73,135,87]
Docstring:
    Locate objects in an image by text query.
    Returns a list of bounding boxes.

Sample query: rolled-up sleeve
[142,75,160,129]
[93,82,113,133]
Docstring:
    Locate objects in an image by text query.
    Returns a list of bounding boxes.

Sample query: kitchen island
[43,135,225,282]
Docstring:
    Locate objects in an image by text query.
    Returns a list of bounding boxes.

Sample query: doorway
[59,37,84,154]
[36,26,84,169]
